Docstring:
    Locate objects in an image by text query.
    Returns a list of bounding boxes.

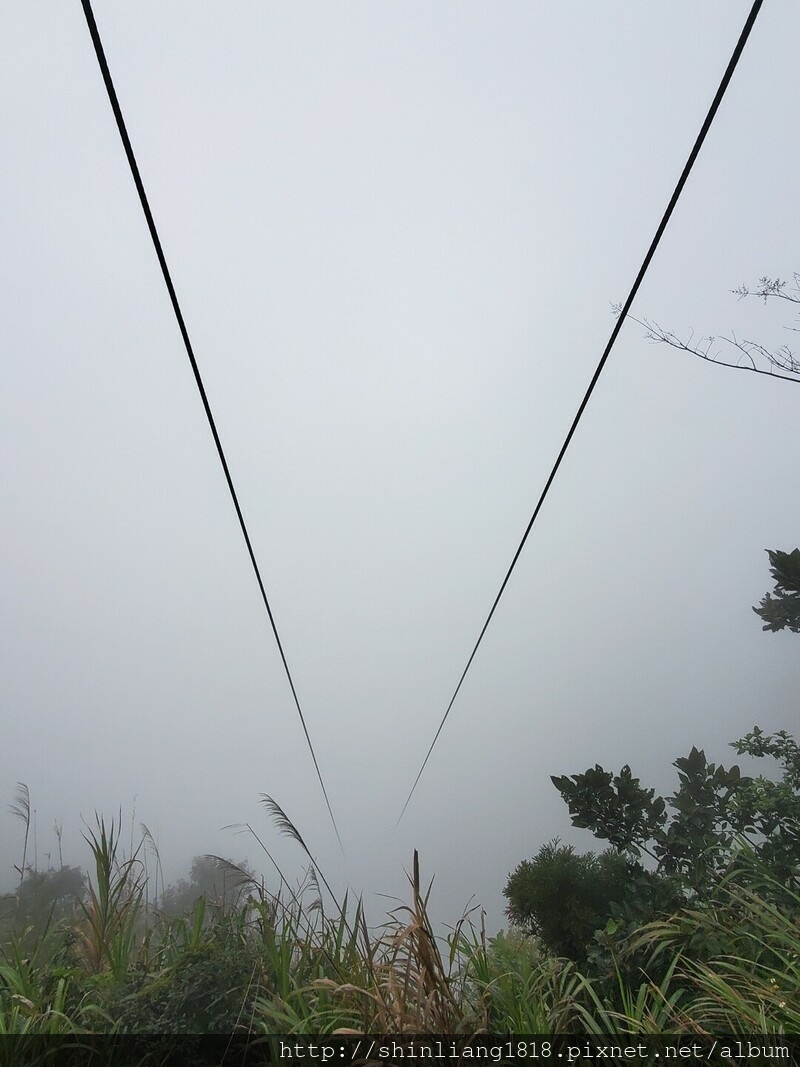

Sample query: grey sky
[2,2,799,930]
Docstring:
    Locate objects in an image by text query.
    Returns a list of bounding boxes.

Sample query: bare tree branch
[613,272,800,384]
[732,273,800,306]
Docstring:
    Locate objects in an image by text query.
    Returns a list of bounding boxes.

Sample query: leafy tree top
[552,728,800,897]
[753,548,800,633]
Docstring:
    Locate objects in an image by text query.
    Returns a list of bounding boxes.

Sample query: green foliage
[753,547,800,633]
[473,929,576,1033]
[2,792,797,1036]
[0,929,79,1040]
[250,847,485,1035]
[0,974,74,1037]
[564,952,689,1037]
[728,727,800,888]
[627,859,800,1034]
[504,840,636,962]
[159,856,257,918]
[107,941,259,1034]
[660,748,750,892]
[551,547,800,901]
[15,867,85,914]
[77,817,145,979]
[0,867,85,953]
[552,729,800,898]
[550,765,668,857]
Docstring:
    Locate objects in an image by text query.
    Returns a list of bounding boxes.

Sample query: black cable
[79,0,342,849]
[397,0,764,825]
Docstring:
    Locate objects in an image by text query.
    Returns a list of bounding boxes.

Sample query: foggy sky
[2,2,800,932]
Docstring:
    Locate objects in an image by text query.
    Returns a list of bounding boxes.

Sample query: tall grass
[76,816,145,980]
[627,871,800,1033]
[9,784,31,894]
[1,804,797,1036]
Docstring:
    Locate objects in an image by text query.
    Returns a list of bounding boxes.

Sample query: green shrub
[504,840,655,963]
[102,941,260,1034]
